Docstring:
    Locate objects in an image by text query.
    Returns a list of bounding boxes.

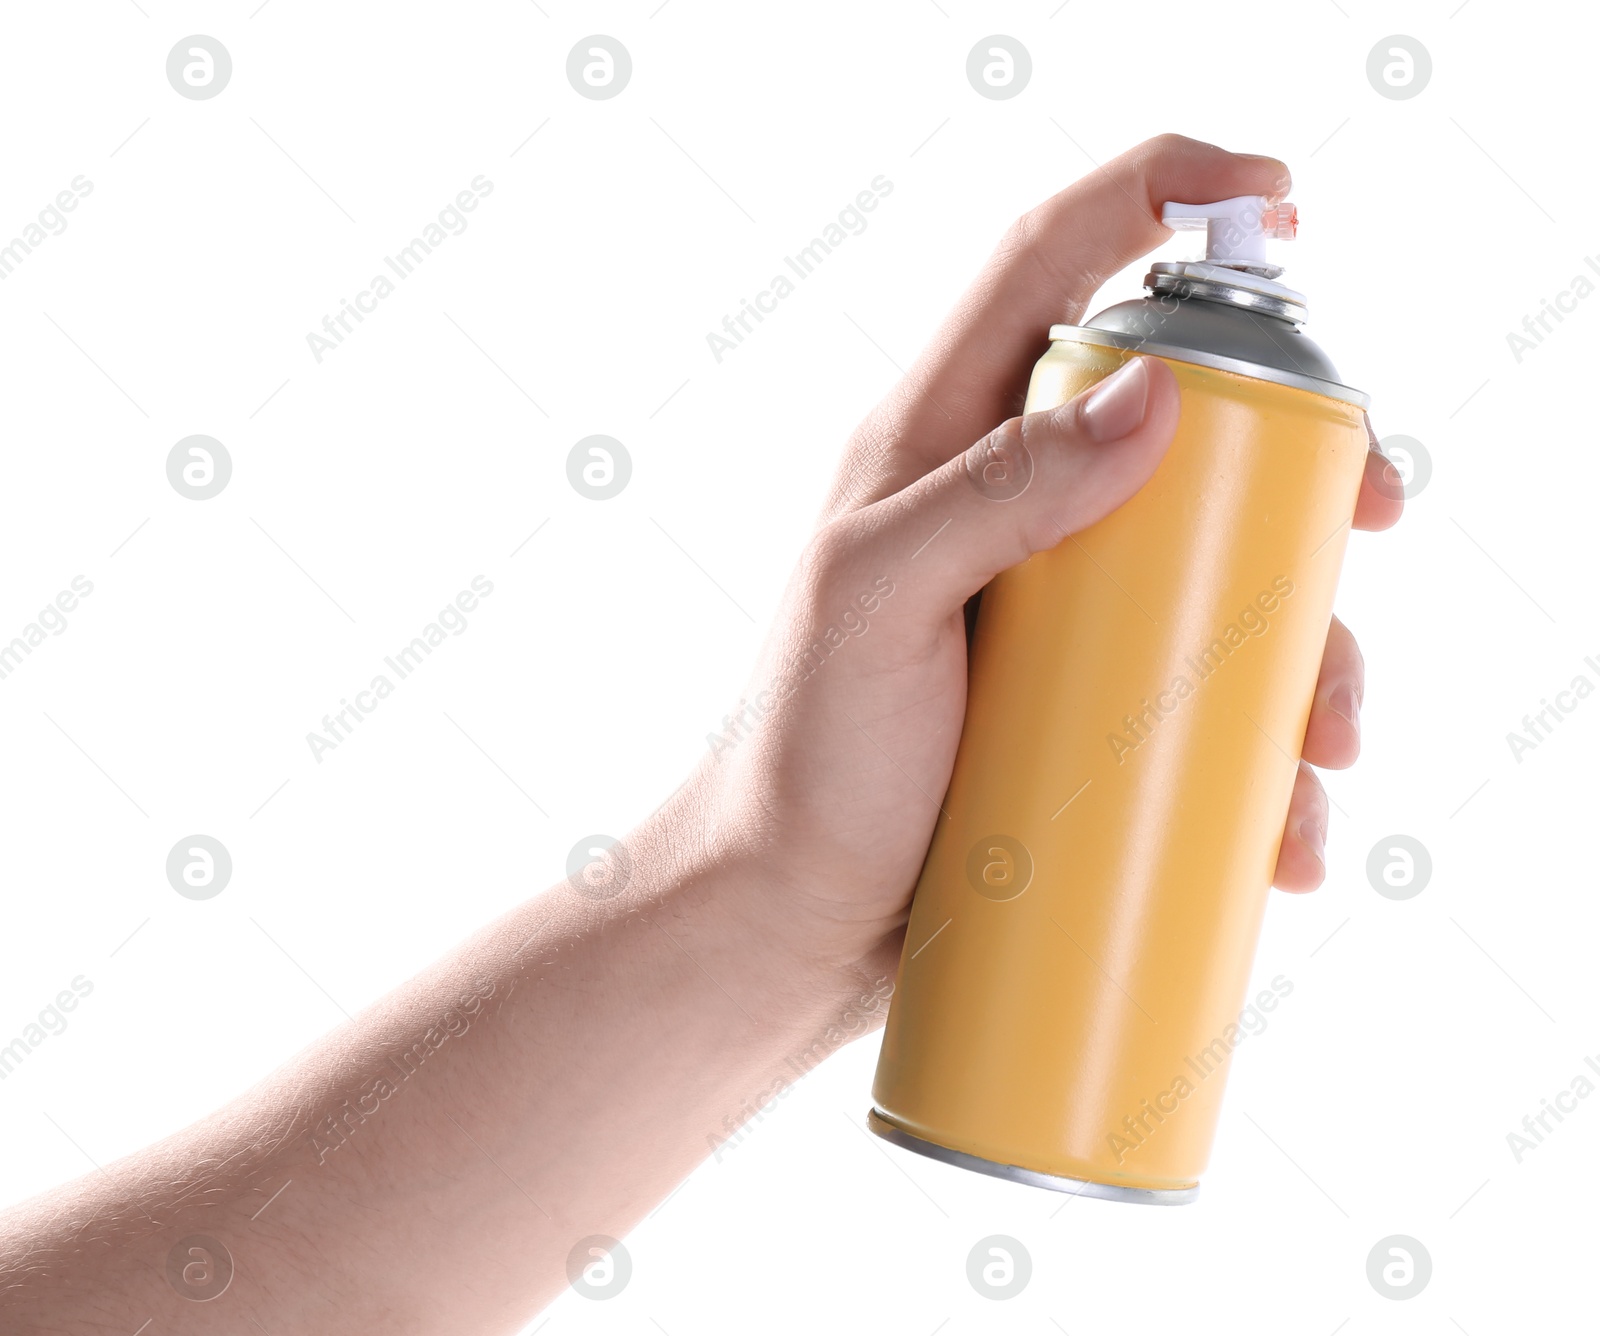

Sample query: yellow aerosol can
[869,197,1370,1202]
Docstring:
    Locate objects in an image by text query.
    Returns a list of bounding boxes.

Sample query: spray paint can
[868,197,1370,1202]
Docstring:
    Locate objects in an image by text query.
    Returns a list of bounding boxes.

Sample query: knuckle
[999,201,1081,288]
[1007,212,1075,294]
[1000,204,1041,250]
[963,416,1068,560]
[1298,760,1331,815]
[965,414,1018,473]
[1329,617,1367,688]
[1024,506,1073,557]
[797,515,860,596]
[963,416,1040,512]
[1147,130,1197,156]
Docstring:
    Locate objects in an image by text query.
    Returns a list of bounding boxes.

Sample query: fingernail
[1371,449,1405,504]
[1329,683,1360,734]
[1298,817,1326,866]
[1080,359,1151,443]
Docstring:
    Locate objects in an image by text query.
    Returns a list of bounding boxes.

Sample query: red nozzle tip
[1263,202,1298,240]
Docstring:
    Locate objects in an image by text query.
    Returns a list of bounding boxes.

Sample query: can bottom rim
[865,1109,1200,1206]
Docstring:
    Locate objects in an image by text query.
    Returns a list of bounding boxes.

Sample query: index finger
[1355,416,1406,531]
[825,133,1290,519]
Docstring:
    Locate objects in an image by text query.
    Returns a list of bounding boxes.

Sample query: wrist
[633,767,897,1044]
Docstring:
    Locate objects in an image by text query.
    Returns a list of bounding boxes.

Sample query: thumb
[852,356,1180,626]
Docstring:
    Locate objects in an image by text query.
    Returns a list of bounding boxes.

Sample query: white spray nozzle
[1161,196,1297,271]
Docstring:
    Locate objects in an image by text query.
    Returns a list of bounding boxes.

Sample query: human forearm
[1,134,1396,1336]
[0,782,875,1334]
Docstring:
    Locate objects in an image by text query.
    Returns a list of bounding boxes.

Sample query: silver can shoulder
[1056,297,1369,409]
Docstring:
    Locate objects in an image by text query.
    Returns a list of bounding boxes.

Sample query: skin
[0,134,1401,1333]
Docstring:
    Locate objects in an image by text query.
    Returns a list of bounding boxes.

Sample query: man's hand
[0,134,1401,1335]
[695,133,1404,1007]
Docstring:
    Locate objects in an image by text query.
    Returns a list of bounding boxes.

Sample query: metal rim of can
[865,1108,1201,1205]
[1047,324,1371,410]
[1146,264,1307,325]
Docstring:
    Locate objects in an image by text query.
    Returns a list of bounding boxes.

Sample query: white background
[0,1,1591,1331]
